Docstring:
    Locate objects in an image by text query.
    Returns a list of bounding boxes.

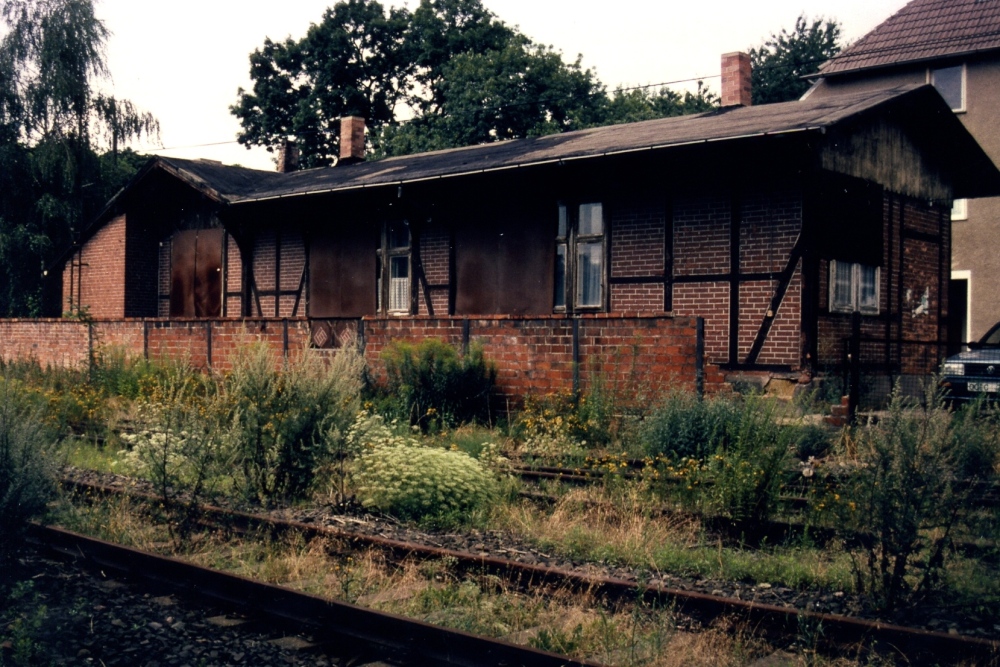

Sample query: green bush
[89,345,165,400]
[0,378,56,566]
[794,424,832,460]
[224,340,364,502]
[381,339,496,431]
[842,387,995,611]
[118,378,233,544]
[353,423,497,526]
[639,391,741,461]
[702,397,794,525]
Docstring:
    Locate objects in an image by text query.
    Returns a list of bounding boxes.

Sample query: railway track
[25,523,599,667]
[58,476,1000,666]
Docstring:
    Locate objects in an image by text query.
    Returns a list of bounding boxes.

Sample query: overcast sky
[95,0,909,171]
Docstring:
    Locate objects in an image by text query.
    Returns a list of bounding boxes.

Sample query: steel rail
[59,477,1000,665]
[27,523,601,667]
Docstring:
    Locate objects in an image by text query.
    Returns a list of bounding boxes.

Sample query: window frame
[829,260,880,315]
[951,198,968,221]
[555,201,607,313]
[928,63,966,113]
[376,220,412,315]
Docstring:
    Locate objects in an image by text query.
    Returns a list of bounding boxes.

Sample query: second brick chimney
[721,52,752,107]
[339,116,366,165]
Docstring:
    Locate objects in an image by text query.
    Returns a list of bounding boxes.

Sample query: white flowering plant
[351,413,498,526]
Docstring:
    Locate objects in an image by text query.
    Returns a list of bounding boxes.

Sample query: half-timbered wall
[609,199,667,313]
[248,230,307,318]
[815,193,950,372]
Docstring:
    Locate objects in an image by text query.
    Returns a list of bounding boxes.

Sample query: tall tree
[233,0,721,165]
[0,0,158,316]
[231,0,411,168]
[379,42,606,156]
[750,15,841,105]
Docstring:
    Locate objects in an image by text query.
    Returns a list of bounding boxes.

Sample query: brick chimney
[277,138,299,173]
[339,116,366,165]
[721,52,752,107]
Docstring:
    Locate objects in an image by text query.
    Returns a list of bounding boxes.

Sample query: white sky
[97,0,909,171]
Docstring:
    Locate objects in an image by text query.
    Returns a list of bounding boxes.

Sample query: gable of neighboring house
[805,0,1000,342]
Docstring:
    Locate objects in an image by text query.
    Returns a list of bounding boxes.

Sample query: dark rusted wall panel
[309,225,377,317]
[455,212,553,315]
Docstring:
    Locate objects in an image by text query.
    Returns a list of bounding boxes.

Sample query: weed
[223,339,364,502]
[381,339,496,431]
[0,377,57,566]
[842,386,996,611]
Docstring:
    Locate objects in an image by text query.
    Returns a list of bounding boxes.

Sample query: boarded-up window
[814,178,883,266]
[309,224,377,318]
[169,229,223,317]
[455,215,553,315]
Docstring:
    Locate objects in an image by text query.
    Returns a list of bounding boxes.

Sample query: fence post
[848,311,861,423]
[572,318,580,397]
[695,317,705,398]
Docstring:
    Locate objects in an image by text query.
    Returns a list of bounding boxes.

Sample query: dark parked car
[940,322,1000,403]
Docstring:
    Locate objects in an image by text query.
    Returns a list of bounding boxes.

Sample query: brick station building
[6,56,998,401]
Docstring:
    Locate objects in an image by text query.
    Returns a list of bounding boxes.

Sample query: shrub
[118,373,234,544]
[639,391,741,461]
[842,387,993,611]
[702,396,794,525]
[223,340,364,502]
[89,345,165,400]
[353,420,497,526]
[0,378,56,566]
[794,424,832,460]
[381,339,496,431]
[515,393,588,459]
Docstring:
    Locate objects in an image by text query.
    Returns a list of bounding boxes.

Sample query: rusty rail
[28,523,601,667]
[59,477,1000,665]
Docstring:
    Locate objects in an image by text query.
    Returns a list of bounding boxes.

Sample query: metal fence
[828,313,960,416]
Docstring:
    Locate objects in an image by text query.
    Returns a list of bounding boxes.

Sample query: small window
[951,198,968,221]
[830,260,880,314]
[930,64,965,112]
[377,220,411,314]
[555,202,606,311]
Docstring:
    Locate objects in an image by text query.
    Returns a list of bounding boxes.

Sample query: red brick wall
[670,189,804,366]
[249,231,306,317]
[610,200,666,313]
[1,315,716,401]
[362,314,707,401]
[225,235,243,316]
[416,227,450,316]
[0,319,91,367]
[63,215,127,318]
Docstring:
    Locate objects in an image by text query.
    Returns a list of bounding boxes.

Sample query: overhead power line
[148,26,1000,153]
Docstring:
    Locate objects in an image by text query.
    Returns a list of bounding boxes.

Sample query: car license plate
[968,382,999,393]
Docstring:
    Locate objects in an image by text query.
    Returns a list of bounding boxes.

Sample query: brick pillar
[721,52,752,107]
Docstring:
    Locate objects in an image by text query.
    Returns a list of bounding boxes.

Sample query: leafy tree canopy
[233,0,719,165]
[749,14,842,105]
[0,0,158,316]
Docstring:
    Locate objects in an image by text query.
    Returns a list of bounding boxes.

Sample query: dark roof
[818,0,1000,77]
[153,85,976,205]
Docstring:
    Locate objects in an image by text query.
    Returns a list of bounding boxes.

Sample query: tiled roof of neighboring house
[818,0,1000,77]
[152,85,986,205]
